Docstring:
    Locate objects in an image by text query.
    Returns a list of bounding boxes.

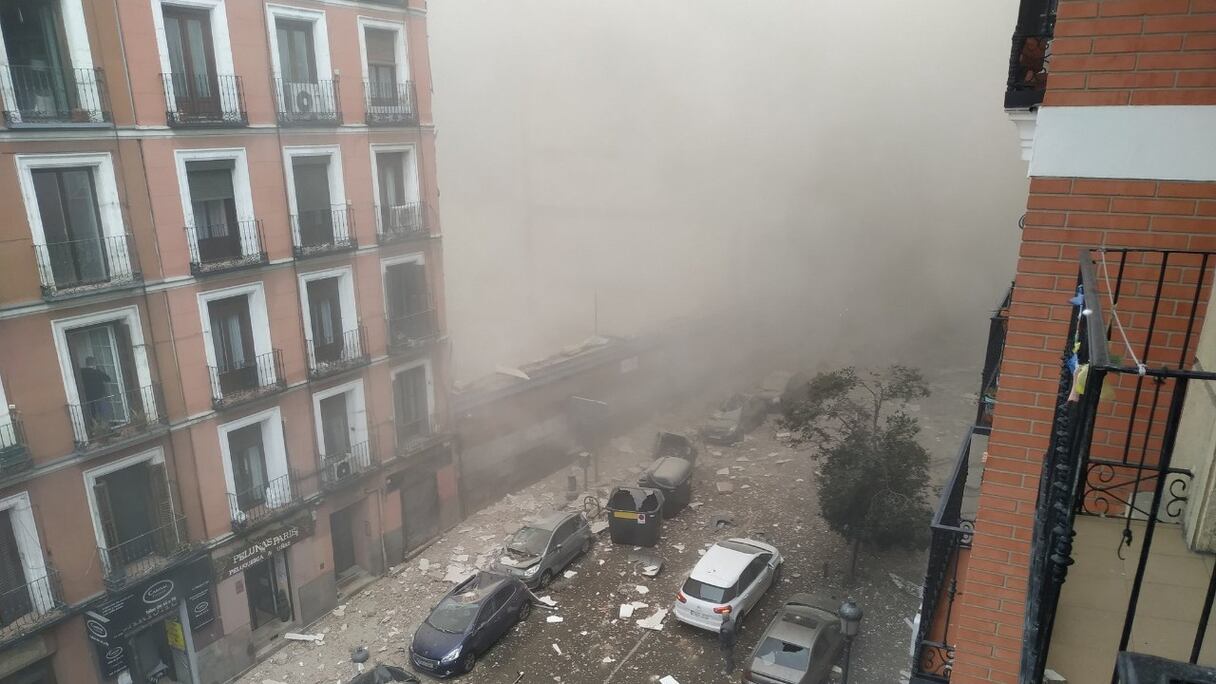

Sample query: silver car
[673,538,783,631]
[492,511,594,589]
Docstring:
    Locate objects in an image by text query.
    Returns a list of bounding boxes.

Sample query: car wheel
[581,538,592,555]
[460,653,475,673]
[538,570,553,589]
[518,600,532,622]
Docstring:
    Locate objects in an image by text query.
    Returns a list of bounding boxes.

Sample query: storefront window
[245,552,291,630]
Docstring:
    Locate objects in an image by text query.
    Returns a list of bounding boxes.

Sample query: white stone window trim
[15,153,128,293]
[391,356,435,436]
[217,405,290,523]
[0,491,51,612]
[356,16,409,84]
[82,447,169,559]
[311,377,369,459]
[174,147,257,259]
[0,0,99,125]
[51,306,157,445]
[282,145,350,246]
[369,143,421,208]
[196,281,275,398]
[150,0,239,116]
[0,374,10,423]
[297,265,359,367]
[380,251,426,316]
[265,4,333,91]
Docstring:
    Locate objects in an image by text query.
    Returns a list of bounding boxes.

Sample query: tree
[783,365,933,583]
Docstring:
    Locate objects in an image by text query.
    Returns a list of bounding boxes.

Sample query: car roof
[690,539,769,586]
[525,511,575,531]
[446,571,513,604]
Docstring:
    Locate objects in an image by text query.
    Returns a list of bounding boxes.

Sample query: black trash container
[606,486,665,547]
[637,456,694,517]
[653,432,697,465]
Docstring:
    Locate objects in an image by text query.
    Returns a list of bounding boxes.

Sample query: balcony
[308,326,370,380]
[275,77,341,126]
[228,470,301,532]
[0,414,32,484]
[33,234,142,300]
[208,350,286,410]
[291,206,357,259]
[1,66,110,127]
[387,307,440,355]
[376,202,428,244]
[162,73,247,127]
[320,441,376,490]
[98,513,190,590]
[395,414,436,457]
[186,219,268,276]
[364,80,417,126]
[67,383,167,452]
[0,569,65,647]
[1005,0,1056,110]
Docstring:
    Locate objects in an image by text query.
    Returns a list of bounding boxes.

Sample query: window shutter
[366,29,397,66]
[93,479,119,552]
[403,263,428,314]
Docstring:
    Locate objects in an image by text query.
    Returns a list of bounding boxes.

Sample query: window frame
[0,0,100,124]
[370,144,421,211]
[174,147,255,258]
[0,491,50,613]
[297,265,359,358]
[265,4,331,84]
[196,281,274,395]
[282,145,348,243]
[311,378,368,460]
[81,447,169,558]
[390,357,434,442]
[217,405,289,524]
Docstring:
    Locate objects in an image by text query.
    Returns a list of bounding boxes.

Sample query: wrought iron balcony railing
[291,206,357,259]
[396,414,434,455]
[0,414,31,483]
[307,326,370,379]
[228,470,300,531]
[275,77,341,125]
[33,234,141,299]
[0,569,65,644]
[99,513,190,589]
[67,383,166,451]
[1,65,111,126]
[162,73,247,126]
[186,219,267,275]
[208,350,286,410]
[375,202,427,244]
[387,307,439,354]
[1005,0,1057,109]
[364,80,418,125]
[320,440,375,489]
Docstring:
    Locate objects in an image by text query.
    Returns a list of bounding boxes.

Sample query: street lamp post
[839,599,863,684]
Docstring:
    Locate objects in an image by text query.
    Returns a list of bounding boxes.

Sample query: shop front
[83,556,214,684]
[211,514,314,639]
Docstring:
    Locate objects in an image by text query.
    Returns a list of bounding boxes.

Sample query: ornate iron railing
[396,414,435,455]
[364,80,417,125]
[387,307,439,354]
[1005,0,1057,109]
[99,513,190,589]
[320,440,375,489]
[0,568,65,643]
[33,234,142,298]
[307,326,370,379]
[67,383,166,450]
[208,350,286,409]
[228,470,300,531]
[375,202,428,244]
[290,206,357,259]
[1,65,110,125]
[0,414,31,482]
[162,73,247,126]
[275,77,341,125]
[186,219,267,275]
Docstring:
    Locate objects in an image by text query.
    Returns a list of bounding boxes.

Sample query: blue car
[410,571,532,677]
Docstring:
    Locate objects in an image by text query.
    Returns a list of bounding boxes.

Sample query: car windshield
[754,637,811,673]
[426,597,481,633]
[683,577,736,603]
[506,526,550,555]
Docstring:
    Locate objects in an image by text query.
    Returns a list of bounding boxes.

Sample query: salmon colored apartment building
[0,0,457,682]
[910,1,1216,683]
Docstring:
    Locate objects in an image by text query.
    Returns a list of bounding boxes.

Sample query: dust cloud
[429,0,1029,383]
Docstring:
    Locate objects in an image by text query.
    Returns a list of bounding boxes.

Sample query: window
[275,19,316,84]
[307,277,343,363]
[219,407,290,522]
[681,577,737,604]
[163,5,217,115]
[374,149,421,238]
[0,509,32,626]
[93,460,174,562]
[553,518,577,545]
[393,364,430,443]
[228,423,268,510]
[291,155,339,248]
[199,282,274,405]
[0,0,103,124]
[268,7,335,124]
[0,494,50,626]
[187,159,239,262]
[364,28,397,105]
[65,320,140,436]
[384,260,433,342]
[31,166,107,288]
[208,294,256,394]
[318,392,350,456]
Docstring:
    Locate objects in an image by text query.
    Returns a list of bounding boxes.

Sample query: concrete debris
[776,431,791,439]
[688,501,703,510]
[563,570,577,579]
[637,608,668,631]
[535,594,557,607]
[619,604,635,619]
[889,573,922,598]
[478,534,497,542]
[710,450,722,457]
[660,677,680,684]
[284,633,324,643]
[546,615,564,623]
[672,543,685,553]
[262,680,287,684]
[331,605,347,618]
[710,512,736,528]
[418,558,430,572]
[768,452,779,457]
[741,484,751,489]
[716,482,735,494]
[736,456,750,462]
[635,585,650,595]
[591,520,609,535]
[453,554,469,563]
[775,459,792,465]
[602,656,616,663]
[444,564,474,584]
[715,467,730,476]
[551,643,563,656]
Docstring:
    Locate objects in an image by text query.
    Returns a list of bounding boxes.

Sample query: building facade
[0,1,457,683]
[912,1,1216,683]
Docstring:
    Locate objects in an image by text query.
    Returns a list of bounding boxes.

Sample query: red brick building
[0,1,456,682]
[911,1,1216,683]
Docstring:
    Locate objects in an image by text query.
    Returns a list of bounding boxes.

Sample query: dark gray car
[741,594,846,684]
[491,511,594,589]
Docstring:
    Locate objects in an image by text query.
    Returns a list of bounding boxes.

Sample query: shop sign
[214,516,314,579]
[84,556,213,650]
[186,576,215,630]
[93,641,128,680]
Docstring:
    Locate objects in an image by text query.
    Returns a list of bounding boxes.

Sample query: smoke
[429,0,1029,382]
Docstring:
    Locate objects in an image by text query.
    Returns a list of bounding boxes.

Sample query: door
[0,511,32,626]
[307,278,344,363]
[163,5,218,117]
[66,323,133,432]
[97,464,155,560]
[329,507,357,579]
[187,160,240,263]
[245,555,288,630]
[364,28,398,105]
[393,366,429,443]
[401,473,439,551]
[276,20,317,84]
[376,152,408,230]
[319,393,351,457]
[208,295,256,393]
[0,0,72,117]
[31,167,108,288]
[228,423,268,510]
[292,157,334,247]
[385,262,430,340]
[551,518,578,567]
[128,617,192,684]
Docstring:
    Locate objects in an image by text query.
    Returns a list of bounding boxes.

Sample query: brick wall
[951,177,1216,683]
[1047,0,1216,105]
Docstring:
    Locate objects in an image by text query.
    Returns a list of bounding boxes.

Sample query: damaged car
[491,511,594,588]
[742,594,847,684]
[701,394,769,445]
[674,538,783,631]
[410,571,531,677]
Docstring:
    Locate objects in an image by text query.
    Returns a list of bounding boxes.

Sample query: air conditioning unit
[327,453,354,481]
[285,82,317,117]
